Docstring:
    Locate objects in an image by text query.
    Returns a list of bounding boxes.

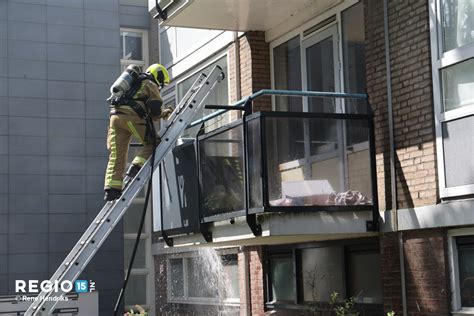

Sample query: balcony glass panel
[248,113,373,209]
[199,122,245,219]
[158,140,200,233]
[248,118,262,209]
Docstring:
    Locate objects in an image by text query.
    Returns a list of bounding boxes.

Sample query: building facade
[151,0,474,315]
[0,0,157,314]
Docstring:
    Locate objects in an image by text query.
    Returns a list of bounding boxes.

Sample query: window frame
[166,253,240,305]
[174,52,229,105]
[269,0,360,104]
[448,228,474,314]
[266,251,297,305]
[120,27,149,70]
[429,0,474,198]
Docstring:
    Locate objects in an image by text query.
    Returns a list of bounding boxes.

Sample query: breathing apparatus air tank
[107,64,141,104]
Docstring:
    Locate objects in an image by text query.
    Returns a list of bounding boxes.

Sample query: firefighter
[104,63,171,201]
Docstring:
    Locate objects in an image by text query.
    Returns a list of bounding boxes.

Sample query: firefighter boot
[104,188,122,201]
[126,164,141,179]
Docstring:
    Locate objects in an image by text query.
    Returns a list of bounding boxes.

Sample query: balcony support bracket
[246,214,262,236]
[200,222,213,243]
[162,231,174,247]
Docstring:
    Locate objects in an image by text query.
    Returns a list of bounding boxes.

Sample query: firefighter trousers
[104,112,159,190]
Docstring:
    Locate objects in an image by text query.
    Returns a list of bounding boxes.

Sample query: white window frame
[120,27,149,70]
[269,0,359,98]
[174,52,230,128]
[448,228,474,314]
[428,0,474,198]
[174,52,229,104]
[268,0,371,195]
[166,254,240,305]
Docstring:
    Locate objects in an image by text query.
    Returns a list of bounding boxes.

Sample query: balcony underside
[156,0,343,34]
[168,210,377,247]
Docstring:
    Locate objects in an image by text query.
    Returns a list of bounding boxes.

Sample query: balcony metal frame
[198,90,379,234]
[157,89,379,243]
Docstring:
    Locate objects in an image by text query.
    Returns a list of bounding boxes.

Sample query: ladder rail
[25,66,224,316]
[26,73,207,304]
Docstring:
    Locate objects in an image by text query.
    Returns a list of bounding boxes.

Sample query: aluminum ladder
[25,65,225,316]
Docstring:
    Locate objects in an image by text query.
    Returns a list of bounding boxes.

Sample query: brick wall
[387,0,437,209]
[380,229,450,315]
[238,31,271,113]
[249,246,265,315]
[218,31,271,126]
[365,0,392,211]
[403,229,450,315]
[236,246,266,316]
[380,233,403,313]
[365,0,438,212]
[365,0,438,210]
[369,1,448,313]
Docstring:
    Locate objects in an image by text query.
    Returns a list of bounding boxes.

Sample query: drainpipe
[383,0,407,315]
[233,32,242,119]
[233,32,241,101]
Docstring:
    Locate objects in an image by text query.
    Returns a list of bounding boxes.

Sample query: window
[448,229,474,313]
[429,0,474,197]
[456,236,474,307]
[269,2,371,202]
[440,0,474,52]
[158,26,225,68]
[176,55,228,107]
[266,241,382,312]
[342,2,366,95]
[268,253,295,303]
[273,36,303,112]
[301,247,344,302]
[120,28,149,71]
[167,253,240,304]
[342,2,368,147]
[176,55,229,137]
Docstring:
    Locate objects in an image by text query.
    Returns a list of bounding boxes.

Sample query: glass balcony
[247,111,374,213]
[155,90,378,239]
